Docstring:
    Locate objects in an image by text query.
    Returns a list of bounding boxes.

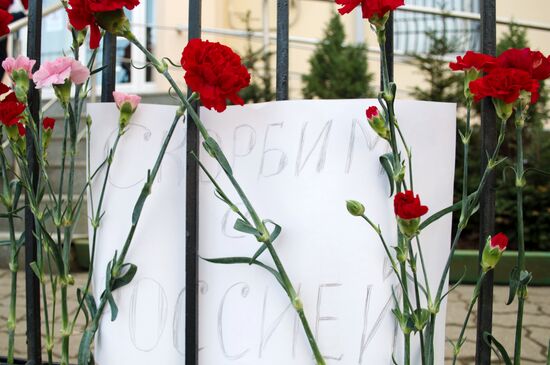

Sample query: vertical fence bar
[25,1,43,363]
[384,12,395,84]
[475,1,497,364]
[276,0,289,100]
[101,33,117,102]
[186,1,201,364]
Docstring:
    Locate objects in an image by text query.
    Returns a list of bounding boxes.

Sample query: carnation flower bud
[370,12,391,32]
[346,200,365,217]
[492,98,514,121]
[113,91,141,130]
[53,80,72,106]
[95,9,132,38]
[42,117,56,154]
[366,106,389,140]
[397,216,421,238]
[481,233,508,272]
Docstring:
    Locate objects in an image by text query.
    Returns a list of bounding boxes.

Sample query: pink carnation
[32,57,90,89]
[113,91,141,111]
[2,56,36,77]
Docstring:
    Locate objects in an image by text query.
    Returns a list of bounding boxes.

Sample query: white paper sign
[88,99,456,365]
[198,99,455,365]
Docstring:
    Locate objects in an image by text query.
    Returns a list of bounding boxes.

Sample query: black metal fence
[19,0,498,364]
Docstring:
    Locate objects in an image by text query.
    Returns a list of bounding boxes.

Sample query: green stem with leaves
[423,115,507,365]
[78,107,186,365]
[378,26,412,365]
[126,32,326,365]
[513,117,526,365]
[0,140,18,365]
[452,270,487,364]
[71,132,122,329]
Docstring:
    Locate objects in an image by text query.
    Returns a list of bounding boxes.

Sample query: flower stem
[0,136,18,365]
[379,28,414,365]
[408,241,426,365]
[426,116,507,365]
[451,271,487,364]
[435,117,507,304]
[459,100,473,230]
[263,237,326,364]
[71,133,122,328]
[125,33,326,363]
[513,120,526,365]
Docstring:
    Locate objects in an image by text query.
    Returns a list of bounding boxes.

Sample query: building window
[394,0,481,55]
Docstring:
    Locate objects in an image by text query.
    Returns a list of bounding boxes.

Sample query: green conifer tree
[239,11,275,103]
[302,14,374,99]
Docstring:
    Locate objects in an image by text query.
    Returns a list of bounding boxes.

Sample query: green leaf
[250,220,282,263]
[506,266,519,305]
[192,151,236,208]
[233,218,260,236]
[379,153,395,196]
[11,180,22,211]
[483,332,512,365]
[39,228,65,275]
[106,292,118,321]
[16,233,24,251]
[519,270,532,286]
[77,289,90,326]
[419,192,476,230]
[91,64,109,75]
[78,329,95,365]
[112,263,138,291]
[85,293,98,319]
[203,137,233,175]
[202,256,284,288]
[265,219,282,242]
[412,308,431,332]
[29,262,42,282]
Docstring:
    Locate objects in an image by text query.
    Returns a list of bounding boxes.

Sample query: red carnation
[43,117,56,130]
[87,0,140,12]
[490,232,508,251]
[21,0,27,9]
[361,0,404,20]
[394,190,429,220]
[366,106,379,119]
[66,0,102,49]
[449,51,497,72]
[181,39,250,113]
[0,101,25,127]
[469,68,539,104]
[498,48,550,81]
[335,0,362,15]
[0,83,25,128]
[0,9,13,37]
[67,0,139,49]
[336,0,404,19]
